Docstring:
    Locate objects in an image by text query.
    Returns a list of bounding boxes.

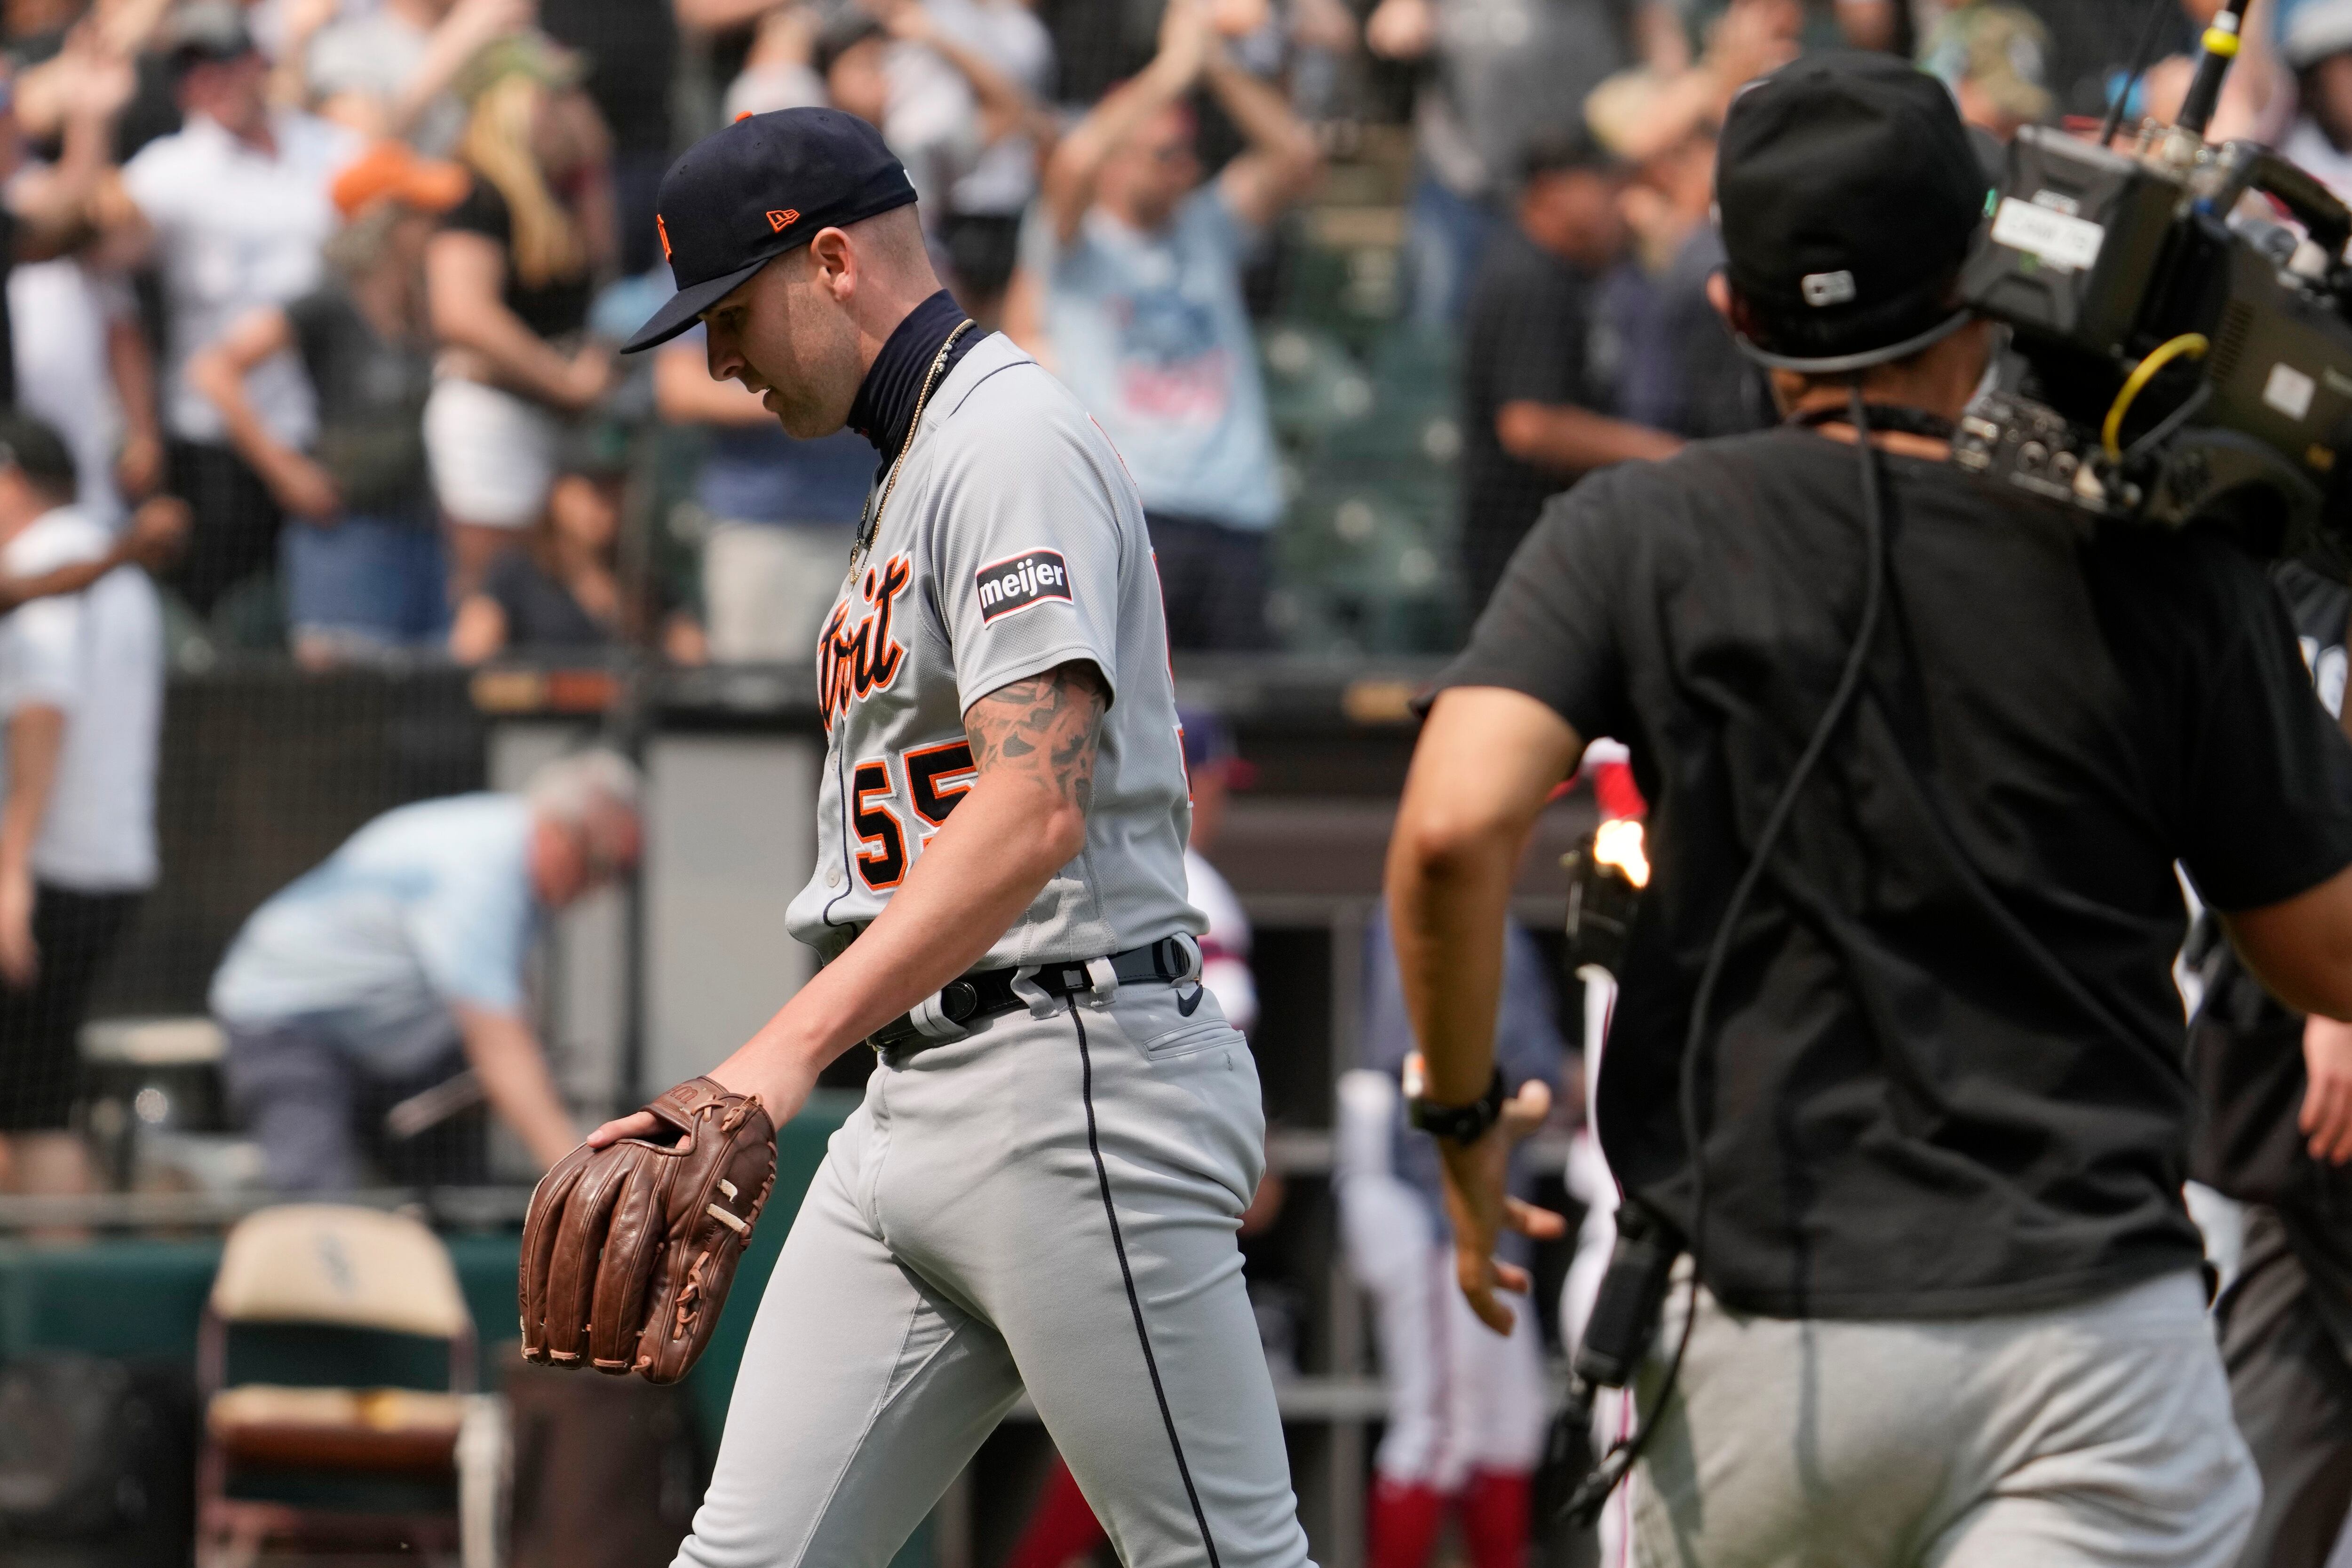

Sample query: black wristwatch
[1407,1067,1508,1145]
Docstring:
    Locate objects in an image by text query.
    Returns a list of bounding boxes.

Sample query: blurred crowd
[0,0,2323,673]
[7,0,2352,1189]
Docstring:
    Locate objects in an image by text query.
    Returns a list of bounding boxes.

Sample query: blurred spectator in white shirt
[106,2,362,621]
[1006,0,1319,649]
[8,258,162,530]
[0,416,164,1204]
[0,30,146,454]
[3,36,164,531]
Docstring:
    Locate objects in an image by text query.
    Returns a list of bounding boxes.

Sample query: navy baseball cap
[622,108,918,354]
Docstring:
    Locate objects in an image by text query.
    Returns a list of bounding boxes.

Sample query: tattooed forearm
[965,660,1110,809]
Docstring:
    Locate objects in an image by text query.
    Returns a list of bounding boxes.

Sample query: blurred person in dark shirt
[1580,0,1795,445]
[1458,133,1679,616]
[538,0,677,276]
[654,319,871,664]
[449,428,703,664]
[1600,85,1771,442]
[2185,561,2352,1568]
[188,142,463,667]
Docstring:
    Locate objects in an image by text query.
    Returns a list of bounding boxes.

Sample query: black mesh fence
[95,666,486,1019]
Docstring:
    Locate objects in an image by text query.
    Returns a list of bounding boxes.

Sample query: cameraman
[1387,53,2352,1566]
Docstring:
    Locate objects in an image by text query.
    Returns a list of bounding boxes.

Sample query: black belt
[866,934,1202,1054]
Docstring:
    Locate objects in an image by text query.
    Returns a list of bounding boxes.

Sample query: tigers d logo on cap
[623,108,918,354]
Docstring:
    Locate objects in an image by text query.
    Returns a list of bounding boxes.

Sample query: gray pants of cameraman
[672,982,1313,1568]
[1631,1269,2257,1568]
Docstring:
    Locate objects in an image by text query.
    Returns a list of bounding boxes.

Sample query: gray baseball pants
[672,980,1315,1568]
[1631,1267,2259,1568]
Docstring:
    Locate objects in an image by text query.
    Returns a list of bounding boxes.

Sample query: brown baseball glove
[519,1076,777,1384]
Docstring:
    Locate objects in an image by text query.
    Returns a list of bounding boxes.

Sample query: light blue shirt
[209,793,539,1073]
[1023,187,1285,531]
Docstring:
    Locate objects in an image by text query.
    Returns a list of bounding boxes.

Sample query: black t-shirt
[285,283,435,526]
[537,0,676,154]
[1459,225,1606,610]
[1438,428,2352,1318]
[482,550,610,650]
[441,177,593,344]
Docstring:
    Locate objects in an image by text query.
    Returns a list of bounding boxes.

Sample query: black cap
[622,108,918,354]
[1716,52,1988,372]
[0,413,78,498]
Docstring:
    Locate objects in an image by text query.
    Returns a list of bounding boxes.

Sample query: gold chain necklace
[850,317,976,569]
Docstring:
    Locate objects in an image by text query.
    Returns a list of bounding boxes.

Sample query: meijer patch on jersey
[975,549,1073,623]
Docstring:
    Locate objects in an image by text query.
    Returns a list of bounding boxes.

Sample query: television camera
[1960,0,2352,574]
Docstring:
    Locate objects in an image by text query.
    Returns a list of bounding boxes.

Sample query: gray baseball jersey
[682,328,1316,1568]
[782,331,1203,968]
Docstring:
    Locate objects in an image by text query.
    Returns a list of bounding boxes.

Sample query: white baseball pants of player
[672,980,1315,1568]
[1333,1071,1550,1496]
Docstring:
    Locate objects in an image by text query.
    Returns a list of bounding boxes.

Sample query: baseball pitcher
[527,108,1314,1568]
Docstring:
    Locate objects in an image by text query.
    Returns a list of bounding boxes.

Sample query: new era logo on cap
[974,549,1073,624]
[767,208,799,232]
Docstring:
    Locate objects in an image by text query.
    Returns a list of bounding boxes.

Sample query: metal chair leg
[456,1392,512,1568]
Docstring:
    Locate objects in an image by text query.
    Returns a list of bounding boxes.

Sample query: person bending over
[209,751,640,1190]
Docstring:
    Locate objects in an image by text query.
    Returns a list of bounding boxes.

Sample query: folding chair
[195,1204,507,1568]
